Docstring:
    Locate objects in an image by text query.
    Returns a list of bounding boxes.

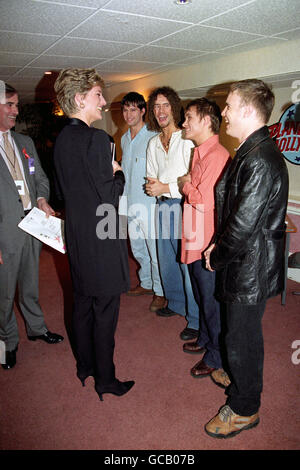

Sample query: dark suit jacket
[54,118,129,297]
[0,131,49,256]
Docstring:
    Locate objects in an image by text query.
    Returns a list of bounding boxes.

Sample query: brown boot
[126,285,154,296]
[149,295,166,312]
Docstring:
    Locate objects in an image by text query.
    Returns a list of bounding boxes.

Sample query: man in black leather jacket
[204,79,289,439]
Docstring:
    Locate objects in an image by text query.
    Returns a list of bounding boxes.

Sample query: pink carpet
[1,246,299,450]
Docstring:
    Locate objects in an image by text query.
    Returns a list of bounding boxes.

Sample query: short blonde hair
[54,68,104,116]
[230,79,274,124]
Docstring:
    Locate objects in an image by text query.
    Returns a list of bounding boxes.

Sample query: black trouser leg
[72,292,94,377]
[72,292,120,384]
[225,301,266,416]
[93,294,120,386]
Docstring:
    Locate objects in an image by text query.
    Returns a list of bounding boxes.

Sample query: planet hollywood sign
[269,102,300,165]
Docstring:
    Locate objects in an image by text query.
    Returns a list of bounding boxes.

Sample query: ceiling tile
[275,27,300,40]
[0,52,36,66]
[152,24,262,51]
[171,52,226,66]
[29,55,103,68]
[37,0,108,7]
[104,0,253,23]
[0,0,299,103]
[119,45,206,63]
[202,0,300,36]
[0,31,60,53]
[46,37,138,58]
[69,10,189,43]
[0,0,94,35]
[220,36,287,53]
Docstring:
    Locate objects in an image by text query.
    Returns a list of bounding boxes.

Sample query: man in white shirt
[146,86,199,340]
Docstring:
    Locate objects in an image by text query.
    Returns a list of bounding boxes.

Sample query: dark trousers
[72,292,120,386]
[188,260,222,369]
[225,301,266,416]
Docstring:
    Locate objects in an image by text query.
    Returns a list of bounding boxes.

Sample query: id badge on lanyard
[15,180,25,195]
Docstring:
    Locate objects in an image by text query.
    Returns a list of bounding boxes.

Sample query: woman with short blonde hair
[54,68,134,401]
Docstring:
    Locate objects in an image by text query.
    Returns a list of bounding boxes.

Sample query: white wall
[104,37,300,101]
[95,37,300,199]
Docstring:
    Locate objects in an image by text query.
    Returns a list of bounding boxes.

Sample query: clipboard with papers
[18,207,66,254]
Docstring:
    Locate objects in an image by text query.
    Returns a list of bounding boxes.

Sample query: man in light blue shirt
[119,92,165,312]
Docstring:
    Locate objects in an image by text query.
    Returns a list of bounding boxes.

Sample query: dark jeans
[225,301,266,416]
[188,260,222,369]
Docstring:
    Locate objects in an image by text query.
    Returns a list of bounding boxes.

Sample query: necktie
[3,132,31,209]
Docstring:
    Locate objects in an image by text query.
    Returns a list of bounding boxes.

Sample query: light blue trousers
[128,215,164,296]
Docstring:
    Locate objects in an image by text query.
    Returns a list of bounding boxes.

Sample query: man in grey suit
[0,83,64,370]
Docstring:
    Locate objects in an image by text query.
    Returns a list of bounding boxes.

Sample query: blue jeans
[128,215,163,296]
[188,260,222,369]
[156,199,198,330]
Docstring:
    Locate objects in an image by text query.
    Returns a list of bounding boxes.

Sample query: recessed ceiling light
[174,0,192,4]
[44,71,52,75]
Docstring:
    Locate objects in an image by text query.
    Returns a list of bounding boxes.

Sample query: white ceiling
[1,0,300,102]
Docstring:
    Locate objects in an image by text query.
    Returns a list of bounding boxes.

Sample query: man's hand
[0,250,3,265]
[145,177,169,197]
[37,197,55,218]
[204,243,215,272]
[178,173,191,193]
[113,161,122,174]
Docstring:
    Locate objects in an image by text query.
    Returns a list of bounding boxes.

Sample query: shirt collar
[126,123,147,140]
[156,129,182,147]
[195,134,219,159]
[0,129,12,143]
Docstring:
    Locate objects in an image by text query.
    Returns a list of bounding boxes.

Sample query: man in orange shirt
[179,98,230,379]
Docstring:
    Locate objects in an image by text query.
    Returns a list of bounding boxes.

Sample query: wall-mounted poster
[269,102,300,165]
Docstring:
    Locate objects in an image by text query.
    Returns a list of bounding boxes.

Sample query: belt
[24,209,31,216]
[159,196,171,201]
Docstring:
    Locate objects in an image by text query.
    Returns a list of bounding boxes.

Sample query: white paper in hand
[18,207,66,253]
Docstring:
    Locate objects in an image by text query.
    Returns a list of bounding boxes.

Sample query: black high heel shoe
[96,379,135,401]
[77,371,94,387]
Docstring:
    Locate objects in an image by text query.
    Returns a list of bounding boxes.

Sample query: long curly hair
[147,86,183,131]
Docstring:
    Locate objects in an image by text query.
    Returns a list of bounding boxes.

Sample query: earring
[80,103,85,109]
